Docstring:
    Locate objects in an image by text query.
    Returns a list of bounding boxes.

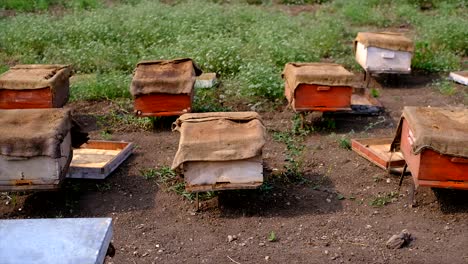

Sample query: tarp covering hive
[354,32,414,53]
[130,58,202,96]
[0,108,71,158]
[0,64,72,109]
[0,108,80,191]
[391,106,468,158]
[0,64,72,91]
[282,63,356,111]
[171,112,266,170]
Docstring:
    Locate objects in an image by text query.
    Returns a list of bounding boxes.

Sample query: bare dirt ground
[0,73,467,264]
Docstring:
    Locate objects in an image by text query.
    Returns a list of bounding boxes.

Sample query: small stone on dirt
[265,256,270,261]
[259,242,265,246]
[228,235,237,242]
[386,229,412,249]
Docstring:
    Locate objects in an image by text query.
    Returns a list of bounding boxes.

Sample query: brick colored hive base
[134,93,192,117]
[286,83,352,112]
[0,86,69,109]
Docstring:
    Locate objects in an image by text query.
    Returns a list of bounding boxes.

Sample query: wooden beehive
[391,107,468,190]
[0,109,73,191]
[172,112,266,192]
[130,58,202,117]
[282,63,356,112]
[354,32,413,74]
[0,65,72,109]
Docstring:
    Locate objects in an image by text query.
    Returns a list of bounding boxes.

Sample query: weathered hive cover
[391,106,468,158]
[0,218,113,264]
[130,58,202,96]
[0,64,72,90]
[0,108,71,158]
[354,32,414,52]
[171,112,266,170]
[282,63,356,90]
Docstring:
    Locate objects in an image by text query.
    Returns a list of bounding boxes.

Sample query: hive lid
[171,112,266,170]
[0,108,71,158]
[282,63,356,88]
[391,106,468,158]
[0,64,72,90]
[354,32,414,52]
[130,58,202,96]
[0,218,112,264]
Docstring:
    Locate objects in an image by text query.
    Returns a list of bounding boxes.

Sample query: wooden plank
[0,184,61,192]
[186,182,263,192]
[134,93,192,117]
[416,179,468,190]
[351,138,405,170]
[67,141,134,179]
[449,71,468,86]
[0,88,53,109]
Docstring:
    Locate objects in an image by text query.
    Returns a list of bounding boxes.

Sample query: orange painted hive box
[0,64,72,109]
[282,63,356,112]
[130,58,202,117]
[391,107,468,190]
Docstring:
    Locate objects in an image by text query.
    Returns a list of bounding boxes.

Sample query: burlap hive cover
[0,109,71,158]
[391,107,468,158]
[130,58,202,96]
[354,32,414,53]
[282,63,356,106]
[171,112,266,170]
[0,64,72,90]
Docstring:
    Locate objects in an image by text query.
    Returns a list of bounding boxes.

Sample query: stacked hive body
[283,63,356,112]
[172,112,266,192]
[0,109,73,191]
[0,65,72,109]
[391,107,468,190]
[354,32,414,74]
[131,58,202,117]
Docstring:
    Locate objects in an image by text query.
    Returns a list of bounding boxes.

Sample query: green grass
[433,78,457,96]
[0,0,466,102]
[337,136,351,150]
[370,191,398,207]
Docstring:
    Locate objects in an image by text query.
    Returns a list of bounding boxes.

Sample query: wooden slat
[185,182,263,192]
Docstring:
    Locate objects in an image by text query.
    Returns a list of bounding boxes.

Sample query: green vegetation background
[0,0,466,101]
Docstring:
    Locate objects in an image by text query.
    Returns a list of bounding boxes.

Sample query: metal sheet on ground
[0,218,113,264]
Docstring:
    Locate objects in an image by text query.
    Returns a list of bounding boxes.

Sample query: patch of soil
[1,75,467,264]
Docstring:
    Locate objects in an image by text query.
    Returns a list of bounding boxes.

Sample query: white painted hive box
[354,32,414,74]
[0,109,73,191]
[172,112,266,192]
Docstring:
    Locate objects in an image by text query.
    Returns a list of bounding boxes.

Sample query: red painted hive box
[282,63,356,112]
[0,64,72,109]
[391,107,468,190]
[130,58,202,117]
